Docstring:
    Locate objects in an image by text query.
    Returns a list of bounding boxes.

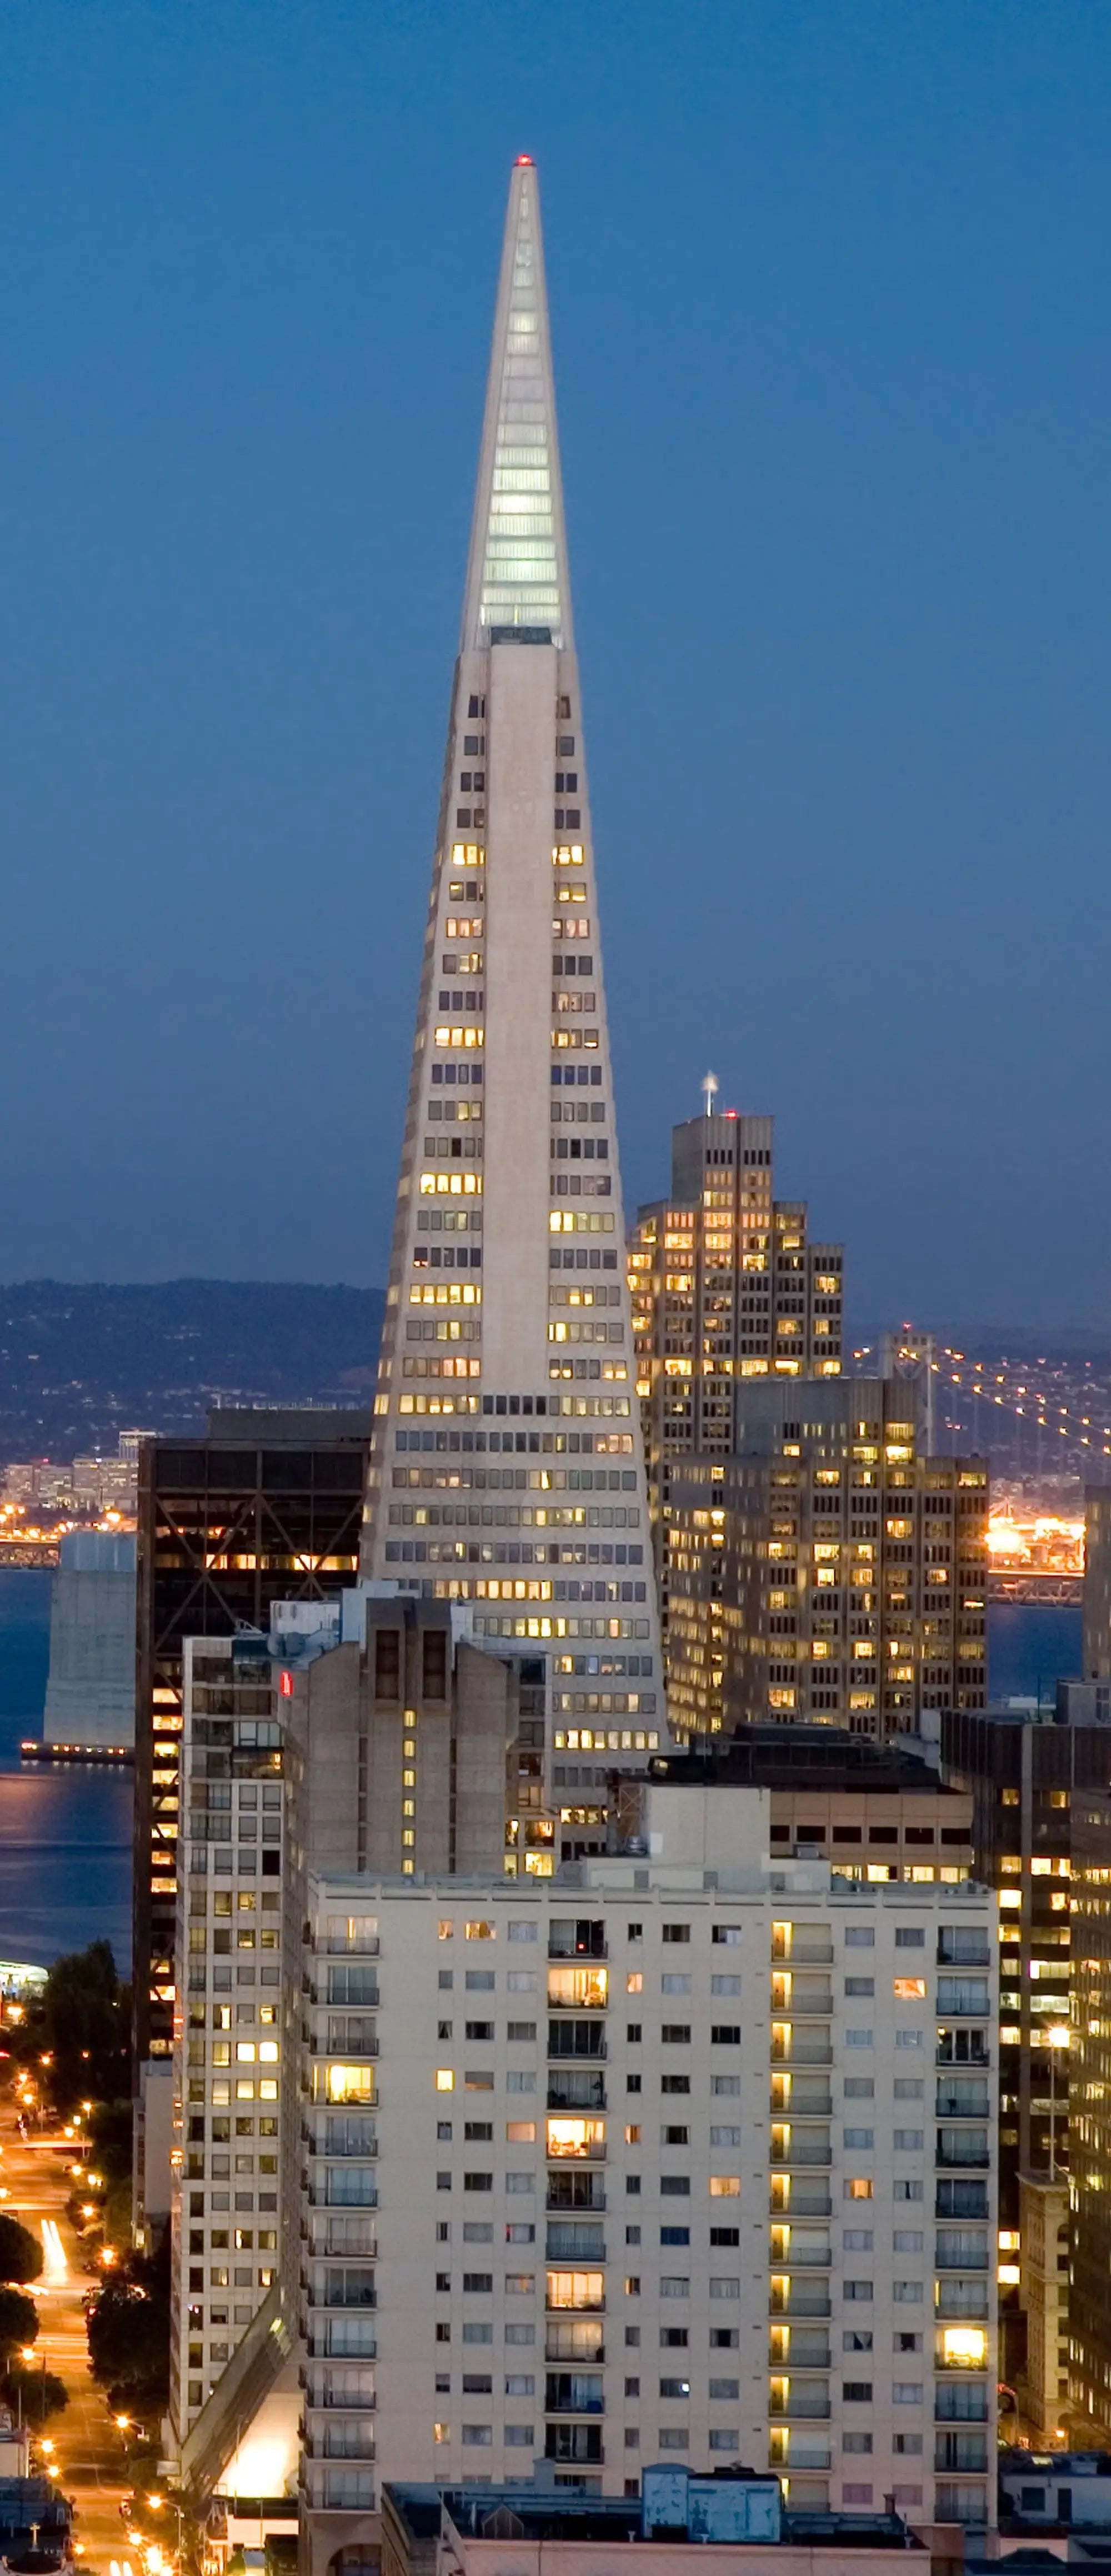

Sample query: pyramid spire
[461,158,572,655]
[363,161,667,1832]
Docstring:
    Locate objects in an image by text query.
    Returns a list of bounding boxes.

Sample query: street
[0,2095,133,2572]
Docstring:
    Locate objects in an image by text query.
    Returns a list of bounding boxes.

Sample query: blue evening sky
[0,0,1107,1337]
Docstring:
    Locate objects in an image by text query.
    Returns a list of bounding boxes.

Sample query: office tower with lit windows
[133,1410,372,2070]
[940,1700,1111,2437]
[628,1109,842,1625]
[665,1380,989,1743]
[360,158,662,1807]
[1068,1781,1111,2439]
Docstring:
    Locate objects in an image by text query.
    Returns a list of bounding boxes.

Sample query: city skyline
[0,4,1107,1332]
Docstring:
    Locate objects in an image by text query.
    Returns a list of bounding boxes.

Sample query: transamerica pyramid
[362,159,667,1831]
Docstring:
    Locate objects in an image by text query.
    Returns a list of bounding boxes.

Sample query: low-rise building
[382,2469,927,2575]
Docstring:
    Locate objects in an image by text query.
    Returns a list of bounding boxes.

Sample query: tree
[0,2362,67,2423]
[87,2236,170,2414]
[0,2217,43,2285]
[0,2289,38,2357]
[38,1941,131,2113]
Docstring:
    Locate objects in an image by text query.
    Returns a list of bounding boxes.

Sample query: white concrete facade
[297,1791,997,2567]
[361,159,665,1817]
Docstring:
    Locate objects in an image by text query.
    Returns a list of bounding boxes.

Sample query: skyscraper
[628,1108,843,1631]
[361,161,663,1808]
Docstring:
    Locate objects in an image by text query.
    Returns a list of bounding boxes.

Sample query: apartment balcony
[770,2137,832,2170]
[935,2432,989,2473]
[547,2179,605,2212]
[544,2378,605,2416]
[306,2182,378,2209]
[771,2092,833,2119]
[547,2078,607,2112]
[304,2333,377,2361]
[934,2283,989,2322]
[936,2084,990,2119]
[546,2326,605,2363]
[303,2384,377,2414]
[302,2119,377,2157]
[935,2133,990,2169]
[546,2227,606,2263]
[321,2017,379,2057]
[544,2425,603,2464]
[770,2034,833,2067]
[319,1933,379,1957]
[307,2429,377,2462]
[935,2387,988,2422]
[301,2464,376,2512]
[937,1936,989,1967]
[935,2235,989,2271]
[937,2038,990,2068]
[772,1937,834,1966]
[769,2285,831,2319]
[307,2220,377,2260]
[770,2189,832,2220]
[768,2342,831,2370]
[311,1979,380,2008]
[549,1925,607,1960]
[771,1988,834,2018]
[314,2271,377,2310]
[768,2388,831,2421]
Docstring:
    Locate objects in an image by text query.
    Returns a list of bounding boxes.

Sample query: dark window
[423,1628,448,1699]
[374,1628,401,1701]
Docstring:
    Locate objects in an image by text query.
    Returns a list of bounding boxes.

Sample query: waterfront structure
[628,1109,842,1625]
[42,1528,137,1748]
[665,1379,989,1742]
[359,159,663,1814]
[939,1698,1111,2432]
[609,1727,975,1886]
[294,1800,996,2568]
[133,1409,371,2069]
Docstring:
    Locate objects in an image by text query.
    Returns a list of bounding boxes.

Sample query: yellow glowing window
[466,1921,496,1939]
[846,2178,873,2200]
[402,1827,416,1846]
[893,1979,927,2000]
[941,2326,987,2366]
[546,2269,604,2309]
[320,2064,374,2104]
[236,2042,256,2063]
[546,2118,605,2159]
[627,1972,643,1993]
[709,2176,740,2198]
[547,1965,608,2009]
[436,2069,454,2092]
[439,1921,454,1940]
[258,2041,278,2063]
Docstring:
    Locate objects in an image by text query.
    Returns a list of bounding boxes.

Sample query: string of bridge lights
[854,1345,1111,1460]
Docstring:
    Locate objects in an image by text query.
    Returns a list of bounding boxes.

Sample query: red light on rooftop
[724,1109,738,1119]
[279,1670,294,1698]
[515,155,533,166]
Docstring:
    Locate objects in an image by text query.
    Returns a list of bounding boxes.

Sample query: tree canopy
[0,2217,43,2286]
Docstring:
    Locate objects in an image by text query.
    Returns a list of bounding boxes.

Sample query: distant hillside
[0,1280,384,1463]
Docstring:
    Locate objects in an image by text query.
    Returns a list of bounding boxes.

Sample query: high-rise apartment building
[293,1790,997,2570]
[665,1379,989,1742]
[169,1597,522,2485]
[612,1728,975,1887]
[1082,1486,1111,1677]
[133,1410,371,2068]
[360,159,662,1815]
[628,1110,843,1620]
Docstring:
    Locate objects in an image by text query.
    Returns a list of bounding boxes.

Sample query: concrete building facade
[359,160,664,1824]
[294,1795,997,2571]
